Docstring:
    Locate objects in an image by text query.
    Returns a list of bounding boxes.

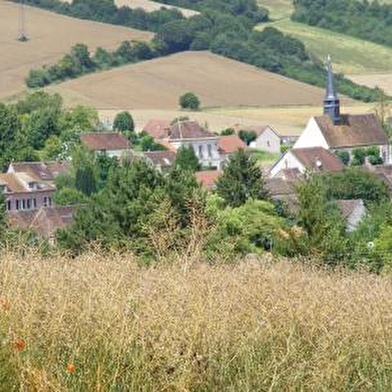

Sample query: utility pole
[18,0,28,42]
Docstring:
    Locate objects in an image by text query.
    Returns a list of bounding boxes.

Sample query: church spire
[323,55,341,124]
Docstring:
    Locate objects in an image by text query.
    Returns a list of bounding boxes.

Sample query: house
[142,119,171,139]
[294,56,390,163]
[218,135,247,160]
[80,132,131,158]
[8,161,71,185]
[270,146,345,178]
[195,170,222,190]
[164,120,224,169]
[0,172,55,212]
[8,205,79,244]
[232,125,298,153]
[142,150,177,172]
[336,199,367,232]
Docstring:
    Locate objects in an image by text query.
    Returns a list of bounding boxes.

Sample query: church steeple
[323,55,341,125]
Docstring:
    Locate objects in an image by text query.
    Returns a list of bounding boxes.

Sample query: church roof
[314,114,388,148]
[167,121,216,140]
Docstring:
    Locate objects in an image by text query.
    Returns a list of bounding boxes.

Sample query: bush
[336,150,350,165]
[179,92,201,110]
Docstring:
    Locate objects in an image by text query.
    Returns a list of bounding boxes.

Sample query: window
[22,200,26,210]
[33,199,37,209]
[16,200,20,210]
[43,197,48,207]
[26,199,31,210]
[208,144,212,158]
[6,200,11,211]
[48,197,52,207]
[267,141,270,147]
[198,145,204,158]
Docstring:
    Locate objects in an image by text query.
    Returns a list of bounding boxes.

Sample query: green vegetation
[249,149,280,165]
[179,92,201,110]
[258,19,392,75]
[292,0,392,48]
[173,146,201,172]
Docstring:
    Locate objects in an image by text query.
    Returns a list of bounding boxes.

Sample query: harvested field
[0,1,152,100]
[48,51,329,110]
[348,74,392,96]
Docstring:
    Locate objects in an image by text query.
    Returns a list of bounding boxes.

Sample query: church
[270,57,391,178]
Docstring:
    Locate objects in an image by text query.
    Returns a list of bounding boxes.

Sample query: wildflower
[14,338,26,351]
[0,298,10,312]
[66,364,75,374]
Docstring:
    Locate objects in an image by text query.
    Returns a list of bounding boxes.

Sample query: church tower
[323,55,340,124]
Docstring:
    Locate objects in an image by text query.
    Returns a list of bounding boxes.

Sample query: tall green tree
[173,145,201,172]
[113,111,134,133]
[216,149,268,207]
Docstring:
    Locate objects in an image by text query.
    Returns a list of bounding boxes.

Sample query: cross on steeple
[323,55,340,124]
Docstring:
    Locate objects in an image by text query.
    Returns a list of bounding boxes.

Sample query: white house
[164,120,224,169]
[270,146,345,178]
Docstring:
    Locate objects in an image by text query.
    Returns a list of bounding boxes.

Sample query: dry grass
[348,74,392,96]
[47,51,326,110]
[0,1,152,100]
[1,251,392,390]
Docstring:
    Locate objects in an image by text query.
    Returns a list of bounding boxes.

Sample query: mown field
[47,51,326,110]
[0,1,152,100]
[2,251,392,390]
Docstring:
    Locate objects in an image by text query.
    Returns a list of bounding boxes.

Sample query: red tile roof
[291,147,344,173]
[142,119,171,139]
[143,151,177,168]
[168,121,215,140]
[195,170,222,190]
[81,132,131,151]
[314,114,388,148]
[0,173,54,194]
[9,161,71,182]
[218,135,247,154]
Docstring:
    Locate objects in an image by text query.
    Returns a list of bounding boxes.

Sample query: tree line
[19,0,379,101]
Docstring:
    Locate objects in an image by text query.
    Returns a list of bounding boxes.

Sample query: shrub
[179,92,200,110]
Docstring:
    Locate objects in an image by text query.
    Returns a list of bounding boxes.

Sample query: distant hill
[46,51,333,110]
[0,1,152,100]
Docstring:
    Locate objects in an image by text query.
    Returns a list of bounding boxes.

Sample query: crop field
[257,0,293,20]
[47,51,326,110]
[0,1,152,100]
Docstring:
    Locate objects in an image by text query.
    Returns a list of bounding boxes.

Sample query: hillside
[2,252,392,390]
[47,51,332,110]
[0,1,152,100]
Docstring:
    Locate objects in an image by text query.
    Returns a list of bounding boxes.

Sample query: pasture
[47,51,326,110]
[0,1,152,100]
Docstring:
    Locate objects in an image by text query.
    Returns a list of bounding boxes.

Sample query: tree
[238,130,257,146]
[221,128,235,136]
[113,111,134,133]
[54,188,89,206]
[75,166,97,196]
[179,92,201,111]
[173,145,201,172]
[216,149,268,207]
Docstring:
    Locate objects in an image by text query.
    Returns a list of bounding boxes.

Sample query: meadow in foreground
[1,252,392,391]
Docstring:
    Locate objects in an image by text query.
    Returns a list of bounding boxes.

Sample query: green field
[257,0,293,20]
[256,19,392,75]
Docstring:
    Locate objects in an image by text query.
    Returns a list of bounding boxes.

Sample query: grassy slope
[2,252,392,390]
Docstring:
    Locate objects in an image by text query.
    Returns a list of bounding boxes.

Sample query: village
[0,57,390,244]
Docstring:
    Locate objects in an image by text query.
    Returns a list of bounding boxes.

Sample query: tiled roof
[81,132,131,151]
[8,206,79,238]
[9,161,70,182]
[232,124,281,137]
[265,178,296,197]
[168,121,216,140]
[143,151,177,168]
[291,147,345,172]
[218,135,247,154]
[195,170,222,190]
[314,114,388,148]
[0,173,54,194]
[142,119,171,139]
